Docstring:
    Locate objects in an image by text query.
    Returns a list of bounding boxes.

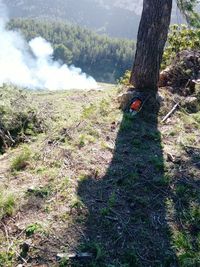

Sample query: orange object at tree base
[130,99,142,111]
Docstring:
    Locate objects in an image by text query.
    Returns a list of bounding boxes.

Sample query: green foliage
[100,207,110,216]
[59,257,69,267]
[0,192,16,219]
[174,231,200,266]
[70,197,85,210]
[0,85,46,152]
[119,11,200,83]
[53,44,73,65]
[99,99,109,116]
[0,251,15,267]
[82,104,96,119]
[78,134,86,148]
[8,19,135,83]
[150,156,163,171]
[177,0,200,28]
[118,70,131,86]
[120,114,134,131]
[162,24,200,68]
[108,192,116,207]
[27,185,52,198]
[11,146,31,171]
[122,249,139,267]
[25,222,43,236]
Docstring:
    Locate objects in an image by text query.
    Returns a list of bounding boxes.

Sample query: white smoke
[0,1,98,90]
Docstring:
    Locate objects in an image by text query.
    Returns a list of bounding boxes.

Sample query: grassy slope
[0,85,200,267]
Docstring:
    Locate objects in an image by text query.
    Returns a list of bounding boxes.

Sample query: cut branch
[162,102,180,123]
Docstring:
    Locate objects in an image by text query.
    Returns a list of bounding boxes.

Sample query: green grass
[149,155,163,171]
[121,249,139,267]
[0,251,15,267]
[10,146,31,171]
[0,85,200,267]
[0,192,16,219]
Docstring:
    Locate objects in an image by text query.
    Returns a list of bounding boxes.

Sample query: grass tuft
[10,146,31,171]
[0,192,16,219]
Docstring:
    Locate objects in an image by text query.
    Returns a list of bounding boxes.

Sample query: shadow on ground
[75,100,178,267]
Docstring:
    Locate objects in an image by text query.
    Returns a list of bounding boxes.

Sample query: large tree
[130,0,173,92]
[130,0,199,93]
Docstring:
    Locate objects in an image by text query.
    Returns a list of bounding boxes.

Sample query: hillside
[4,0,141,39]
[8,19,135,83]
[0,84,200,266]
[4,0,187,39]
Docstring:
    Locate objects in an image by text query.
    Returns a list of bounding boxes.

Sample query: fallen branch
[57,252,93,260]
[162,102,180,123]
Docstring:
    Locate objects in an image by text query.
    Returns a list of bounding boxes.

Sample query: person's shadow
[76,96,178,267]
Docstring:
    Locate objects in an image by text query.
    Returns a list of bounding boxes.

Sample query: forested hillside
[4,0,190,39]
[5,0,141,39]
[8,19,135,82]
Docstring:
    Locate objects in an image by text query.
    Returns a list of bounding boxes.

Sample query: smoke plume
[0,0,98,90]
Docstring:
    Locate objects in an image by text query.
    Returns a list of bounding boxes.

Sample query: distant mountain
[4,0,186,39]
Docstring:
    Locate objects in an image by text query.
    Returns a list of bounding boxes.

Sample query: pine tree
[130,0,173,92]
[177,0,200,28]
[130,0,199,94]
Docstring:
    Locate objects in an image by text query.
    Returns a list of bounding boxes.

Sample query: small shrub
[0,85,46,152]
[162,24,200,69]
[25,222,43,237]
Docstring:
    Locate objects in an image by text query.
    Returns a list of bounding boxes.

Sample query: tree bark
[130,0,173,92]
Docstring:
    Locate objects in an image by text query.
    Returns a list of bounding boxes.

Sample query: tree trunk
[130,0,173,92]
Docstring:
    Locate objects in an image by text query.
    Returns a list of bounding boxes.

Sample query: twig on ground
[0,222,28,264]
[162,102,180,123]
[0,221,10,252]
